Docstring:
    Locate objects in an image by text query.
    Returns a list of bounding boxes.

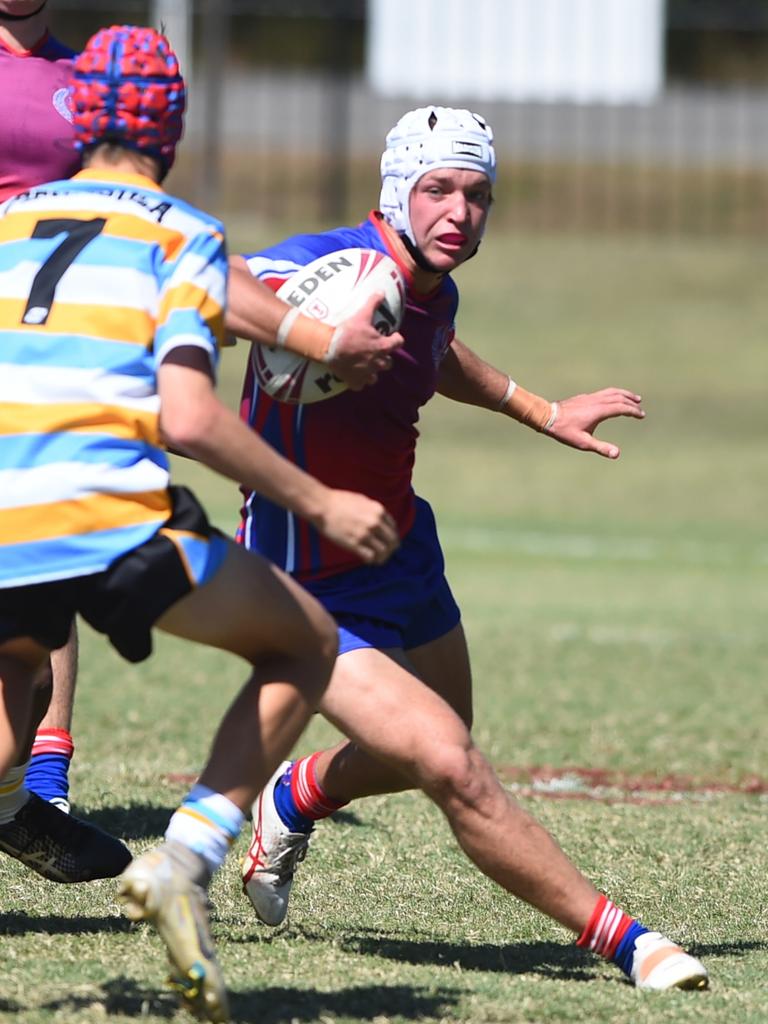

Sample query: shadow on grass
[0,911,131,937]
[339,929,592,981]
[41,978,179,1019]
[236,922,593,981]
[15,933,768,1020]
[296,926,768,983]
[39,978,459,1022]
[72,802,175,841]
[328,808,366,827]
[229,983,460,1023]
[695,939,768,960]
[76,802,366,843]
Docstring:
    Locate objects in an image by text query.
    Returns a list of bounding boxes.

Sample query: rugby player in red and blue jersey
[234,107,709,992]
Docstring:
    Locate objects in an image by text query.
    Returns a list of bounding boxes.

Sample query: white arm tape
[275,306,301,348]
[325,326,343,364]
[496,376,517,410]
[543,401,559,431]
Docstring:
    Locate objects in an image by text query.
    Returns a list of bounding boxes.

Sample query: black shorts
[0,486,229,663]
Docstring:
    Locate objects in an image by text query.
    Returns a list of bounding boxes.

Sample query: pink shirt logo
[52,86,73,123]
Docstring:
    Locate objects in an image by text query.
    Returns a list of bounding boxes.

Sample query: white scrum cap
[379,106,496,245]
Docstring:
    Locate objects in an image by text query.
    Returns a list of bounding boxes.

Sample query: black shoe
[0,794,132,882]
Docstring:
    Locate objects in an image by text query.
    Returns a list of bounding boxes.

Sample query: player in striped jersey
[235,107,709,992]
[0,3,403,817]
[0,25,398,1022]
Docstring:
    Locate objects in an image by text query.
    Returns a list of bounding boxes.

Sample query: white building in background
[366,0,665,105]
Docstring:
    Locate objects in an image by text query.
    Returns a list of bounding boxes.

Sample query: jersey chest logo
[52,87,73,123]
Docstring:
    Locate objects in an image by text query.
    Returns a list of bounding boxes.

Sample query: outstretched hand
[545,388,645,459]
[329,292,404,390]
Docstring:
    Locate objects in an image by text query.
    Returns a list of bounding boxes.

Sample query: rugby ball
[251,248,405,404]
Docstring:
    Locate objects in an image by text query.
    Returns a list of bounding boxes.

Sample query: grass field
[2,228,767,1023]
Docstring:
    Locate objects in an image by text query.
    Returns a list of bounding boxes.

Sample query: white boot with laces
[241,761,312,926]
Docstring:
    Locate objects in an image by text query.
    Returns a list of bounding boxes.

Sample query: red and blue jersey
[239,211,459,581]
[0,32,80,202]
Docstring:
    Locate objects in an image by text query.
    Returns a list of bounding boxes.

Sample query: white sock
[0,764,31,824]
[164,784,245,875]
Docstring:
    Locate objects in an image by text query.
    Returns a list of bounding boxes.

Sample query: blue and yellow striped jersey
[0,168,227,587]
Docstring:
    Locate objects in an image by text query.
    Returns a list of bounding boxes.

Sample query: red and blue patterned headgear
[70,25,186,173]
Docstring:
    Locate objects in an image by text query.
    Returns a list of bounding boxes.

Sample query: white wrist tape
[543,401,559,431]
[498,374,555,431]
[275,306,301,348]
[496,375,517,410]
[325,326,343,364]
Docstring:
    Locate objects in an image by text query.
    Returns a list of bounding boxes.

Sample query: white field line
[439,525,768,568]
[547,622,676,646]
[505,772,768,805]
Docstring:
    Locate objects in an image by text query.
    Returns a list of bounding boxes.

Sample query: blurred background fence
[49,0,768,235]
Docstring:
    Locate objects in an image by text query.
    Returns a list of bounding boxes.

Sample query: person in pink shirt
[0,1,81,812]
[0,1,79,201]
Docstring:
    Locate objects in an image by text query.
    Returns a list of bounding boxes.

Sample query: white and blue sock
[165,784,245,876]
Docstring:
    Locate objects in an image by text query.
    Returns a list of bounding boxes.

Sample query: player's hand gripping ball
[252,248,405,403]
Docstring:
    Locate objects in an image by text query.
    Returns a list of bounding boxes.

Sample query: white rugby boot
[241,760,311,926]
[630,931,709,990]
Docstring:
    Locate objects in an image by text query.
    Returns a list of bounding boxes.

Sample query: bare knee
[292,601,336,676]
[417,742,496,812]
[255,605,337,707]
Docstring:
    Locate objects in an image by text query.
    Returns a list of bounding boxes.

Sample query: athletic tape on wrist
[275,307,300,348]
[326,327,343,363]
[543,401,559,431]
[498,376,555,431]
[275,307,334,362]
[496,375,517,410]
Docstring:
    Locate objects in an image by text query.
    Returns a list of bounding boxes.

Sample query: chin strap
[0,1,47,20]
[401,231,482,275]
[400,233,442,275]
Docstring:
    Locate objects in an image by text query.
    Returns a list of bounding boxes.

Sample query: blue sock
[273,764,315,833]
[614,920,650,977]
[25,753,70,805]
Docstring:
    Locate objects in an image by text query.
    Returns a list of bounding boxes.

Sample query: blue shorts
[301,497,460,654]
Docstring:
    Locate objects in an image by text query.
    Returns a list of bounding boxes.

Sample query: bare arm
[436,337,510,410]
[226,254,402,390]
[157,348,399,563]
[437,337,645,460]
[226,255,294,344]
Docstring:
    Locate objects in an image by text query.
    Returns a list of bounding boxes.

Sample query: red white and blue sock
[576,894,649,977]
[26,728,74,809]
[273,754,347,833]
